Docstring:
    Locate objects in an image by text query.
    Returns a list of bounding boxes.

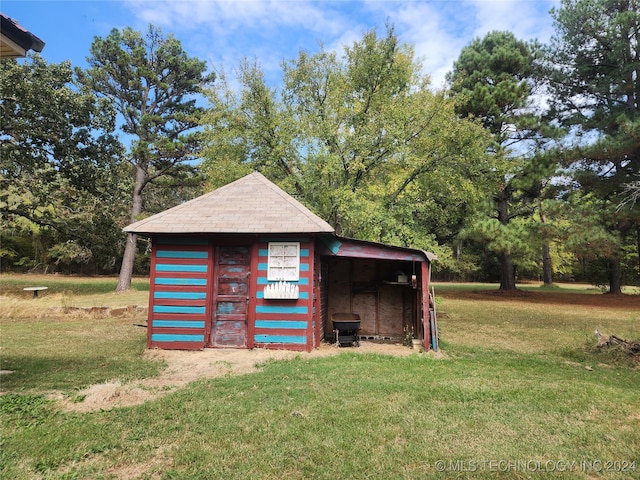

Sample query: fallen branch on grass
[595,329,640,356]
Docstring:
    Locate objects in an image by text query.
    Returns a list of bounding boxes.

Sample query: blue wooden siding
[154,291,206,300]
[151,333,206,343]
[256,305,308,314]
[253,238,313,349]
[152,320,205,328]
[149,237,209,350]
[153,305,206,314]
[156,250,208,259]
[255,320,307,329]
[155,277,207,286]
[156,264,208,273]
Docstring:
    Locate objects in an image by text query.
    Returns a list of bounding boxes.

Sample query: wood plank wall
[316,256,329,346]
[253,237,314,352]
[325,257,418,340]
[147,237,210,350]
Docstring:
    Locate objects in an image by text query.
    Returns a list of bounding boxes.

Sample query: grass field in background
[1,274,149,310]
[1,274,639,479]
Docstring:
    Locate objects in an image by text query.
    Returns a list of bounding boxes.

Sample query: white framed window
[267,242,300,281]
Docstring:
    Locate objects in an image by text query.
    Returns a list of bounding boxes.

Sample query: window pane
[267,242,300,281]
[281,267,297,280]
[283,256,297,267]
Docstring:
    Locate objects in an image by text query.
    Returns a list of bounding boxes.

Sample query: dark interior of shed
[322,256,423,342]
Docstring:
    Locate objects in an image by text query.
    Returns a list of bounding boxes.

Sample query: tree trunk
[608,257,622,294]
[542,242,553,286]
[539,207,553,286]
[636,226,640,276]
[496,191,517,290]
[116,165,146,292]
[499,252,517,290]
[116,233,138,292]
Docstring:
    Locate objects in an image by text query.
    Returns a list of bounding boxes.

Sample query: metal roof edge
[321,234,435,262]
[1,14,45,53]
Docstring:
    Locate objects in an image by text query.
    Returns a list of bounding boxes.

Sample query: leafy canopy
[0,54,124,272]
[203,24,493,258]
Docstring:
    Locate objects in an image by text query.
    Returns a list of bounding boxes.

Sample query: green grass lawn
[1,275,639,479]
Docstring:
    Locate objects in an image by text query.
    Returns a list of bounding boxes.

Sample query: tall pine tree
[447,31,552,290]
[78,26,215,291]
[545,0,640,292]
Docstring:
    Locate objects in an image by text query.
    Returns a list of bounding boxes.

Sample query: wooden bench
[23,286,48,298]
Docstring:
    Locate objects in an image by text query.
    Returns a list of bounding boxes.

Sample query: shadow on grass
[0,354,162,392]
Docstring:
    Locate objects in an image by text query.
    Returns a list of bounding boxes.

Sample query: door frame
[206,241,253,348]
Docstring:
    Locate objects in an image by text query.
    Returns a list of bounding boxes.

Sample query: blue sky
[3,0,559,89]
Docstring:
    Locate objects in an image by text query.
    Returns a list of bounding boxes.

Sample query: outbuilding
[125,172,437,352]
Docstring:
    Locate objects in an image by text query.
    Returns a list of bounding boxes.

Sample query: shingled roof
[124,172,335,235]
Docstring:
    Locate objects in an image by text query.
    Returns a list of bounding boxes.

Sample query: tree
[202,24,494,261]
[545,0,640,292]
[78,25,215,291]
[0,54,124,273]
[621,180,640,208]
[447,31,556,290]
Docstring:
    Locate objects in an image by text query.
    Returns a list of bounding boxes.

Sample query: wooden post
[420,260,430,351]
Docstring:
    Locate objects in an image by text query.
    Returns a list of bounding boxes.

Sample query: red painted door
[209,246,250,348]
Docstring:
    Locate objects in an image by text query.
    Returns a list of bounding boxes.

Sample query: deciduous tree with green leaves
[0,54,124,273]
[202,24,493,263]
[78,25,215,291]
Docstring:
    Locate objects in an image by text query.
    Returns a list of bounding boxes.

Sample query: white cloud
[126,0,349,36]
[390,2,471,88]
[124,0,560,90]
[469,0,559,42]
[125,0,358,85]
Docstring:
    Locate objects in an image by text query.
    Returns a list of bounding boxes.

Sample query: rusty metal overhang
[318,234,435,263]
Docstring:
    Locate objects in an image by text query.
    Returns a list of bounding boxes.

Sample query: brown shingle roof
[124,172,335,235]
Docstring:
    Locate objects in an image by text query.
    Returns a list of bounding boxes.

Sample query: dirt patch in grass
[59,341,438,412]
